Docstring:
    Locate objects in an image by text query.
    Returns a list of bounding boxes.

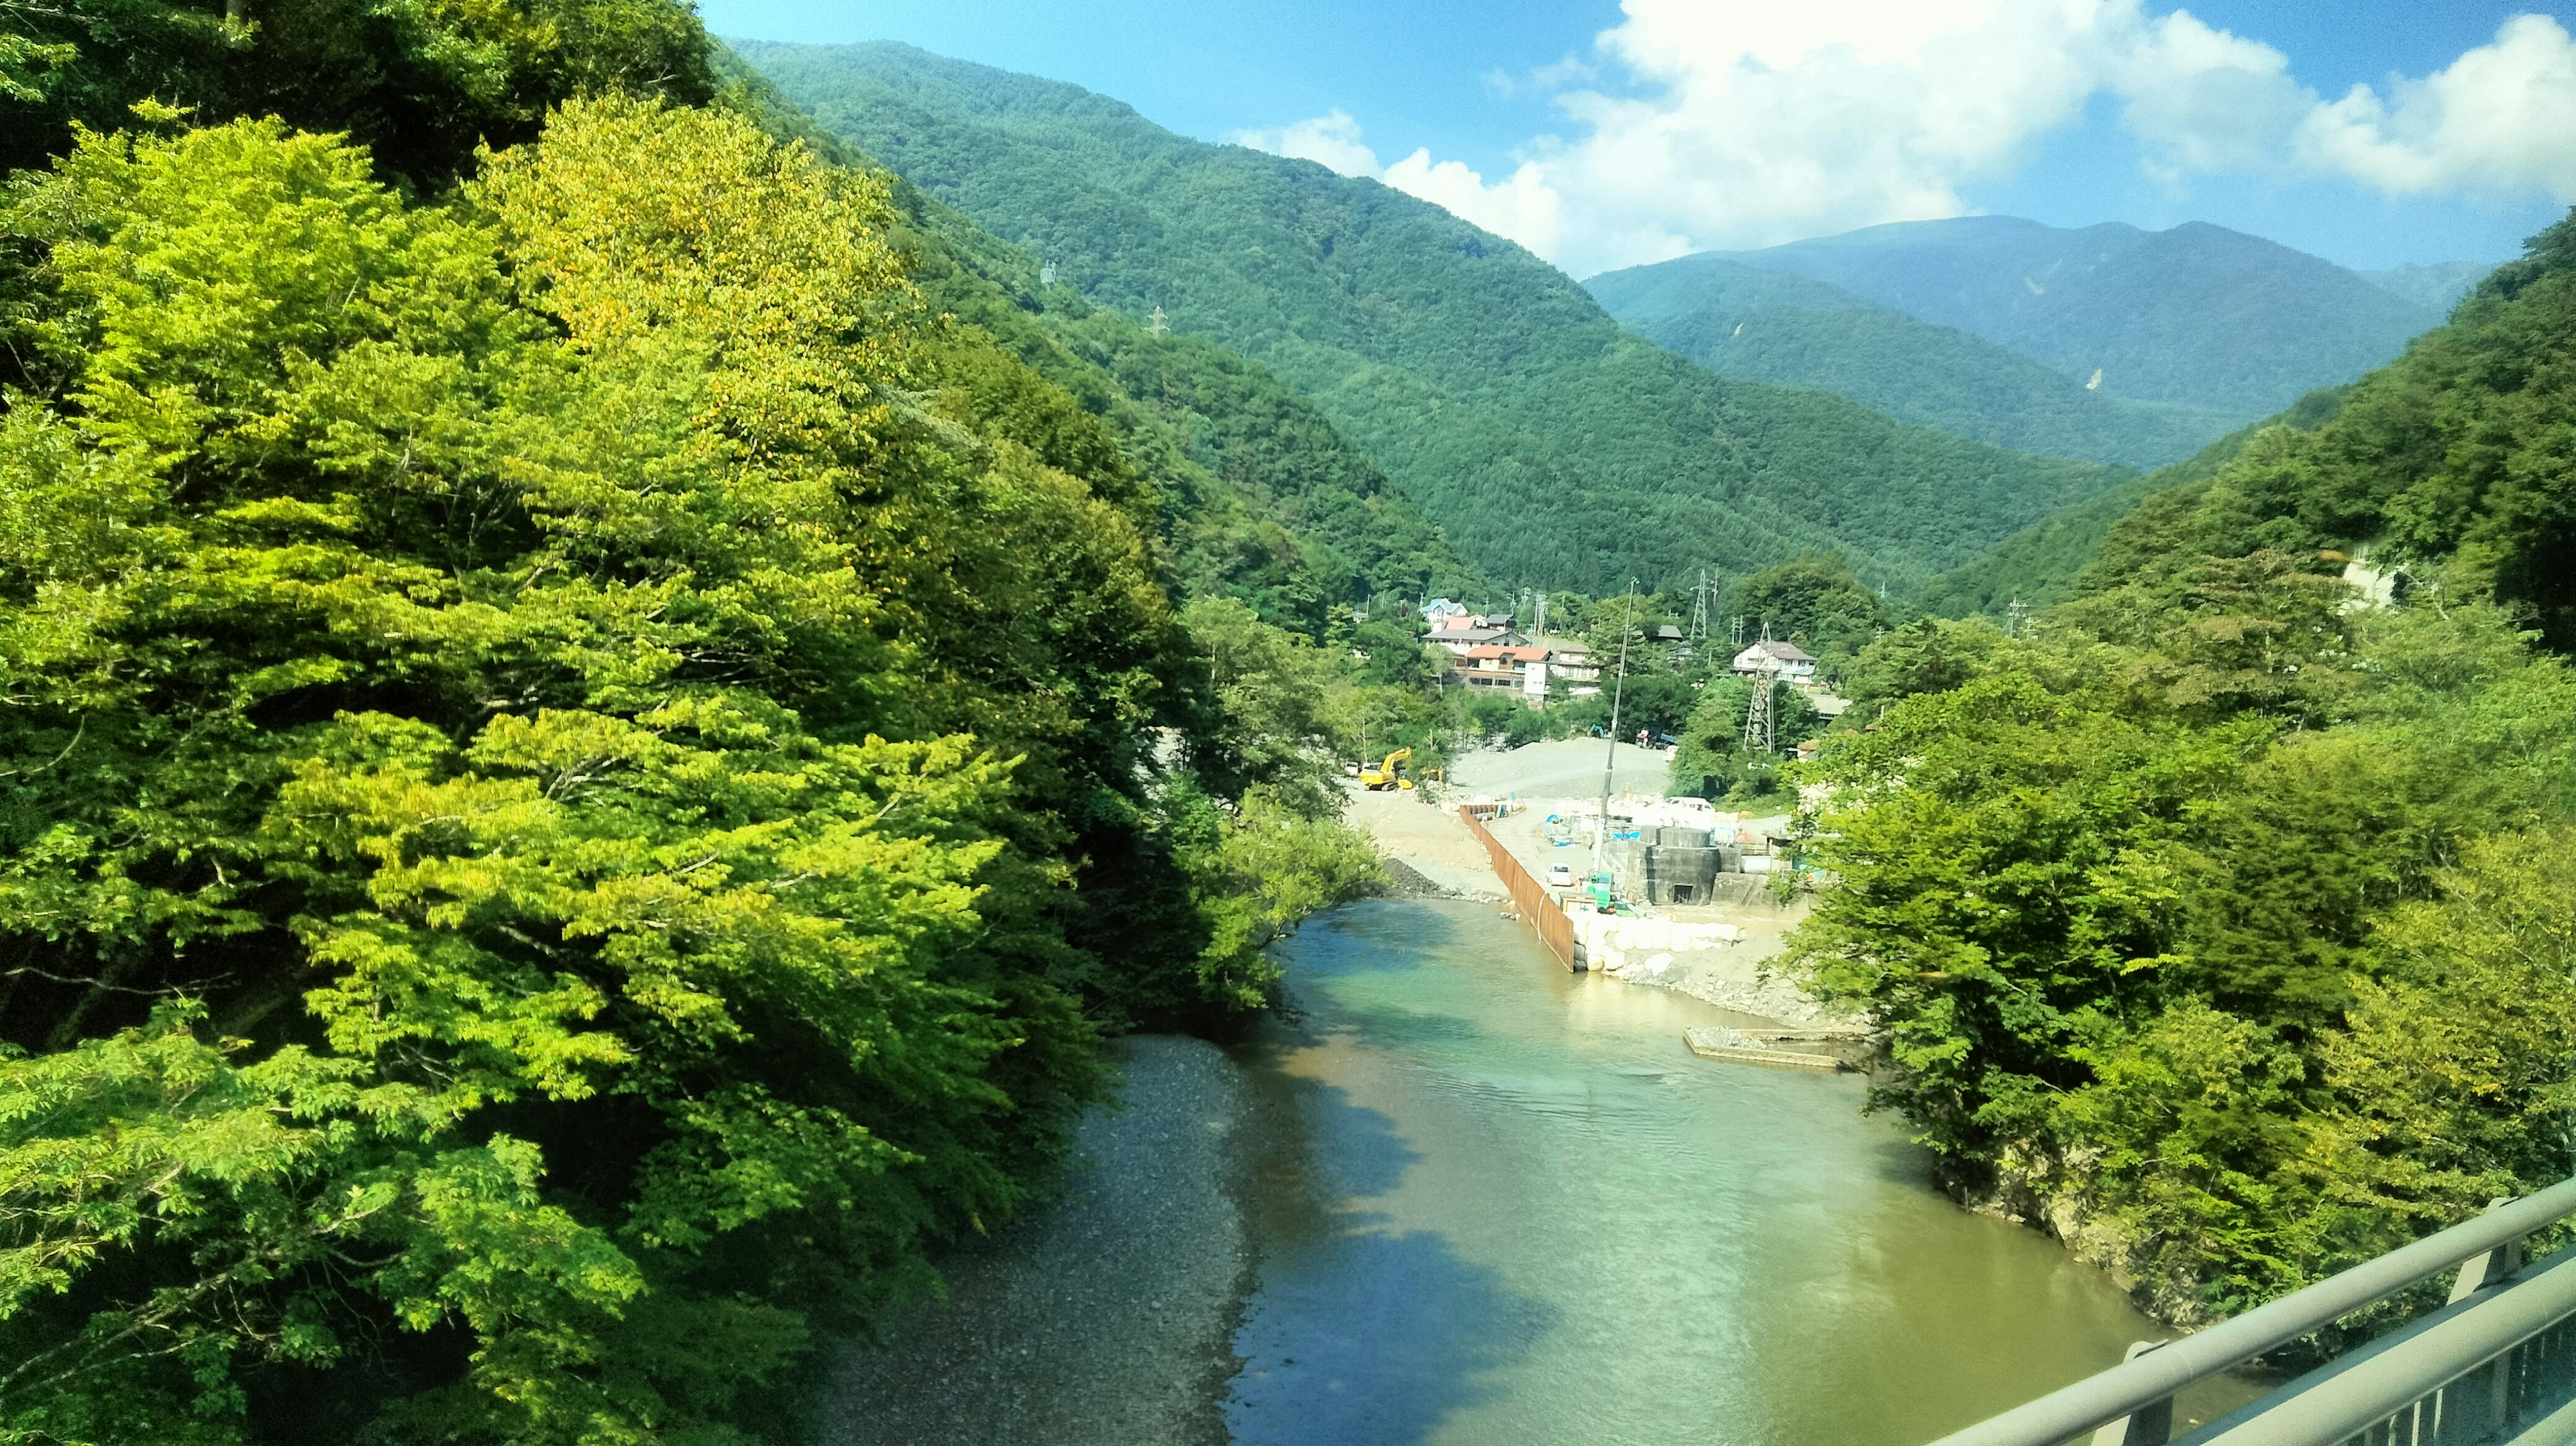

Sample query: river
[1224,897,2169,1445]
[822,894,2239,1445]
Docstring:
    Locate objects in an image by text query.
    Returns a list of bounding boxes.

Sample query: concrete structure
[1599,826,1741,906]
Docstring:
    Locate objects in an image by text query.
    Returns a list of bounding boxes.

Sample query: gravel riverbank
[818,1035,1254,1446]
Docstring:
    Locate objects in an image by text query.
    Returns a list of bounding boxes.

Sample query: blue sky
[701,1,2576,274]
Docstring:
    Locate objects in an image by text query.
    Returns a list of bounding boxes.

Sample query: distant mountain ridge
[1585,256,2235,468]
[2357,260,2495,313]
[1697,215,2443,421]
[733,40,2133,594]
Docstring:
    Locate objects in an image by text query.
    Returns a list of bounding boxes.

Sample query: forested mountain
[0,9,1419,1443]
[713,54,1478,632]
[1799,208,2576,1323]
[1586,256,2228,468]
[733,40,2134,595]
[1912,388,2349,617]
[1711,215,2442,422]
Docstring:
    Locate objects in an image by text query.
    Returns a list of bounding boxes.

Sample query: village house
[1426,624,1509,655]
[1456,643,1560,703]
[1731,639,1817,680]
[1537,639,1601,693]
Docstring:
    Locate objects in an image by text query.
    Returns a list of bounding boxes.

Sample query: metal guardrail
[1928,1178,2576,1446]
[2171,1248,2576,1445]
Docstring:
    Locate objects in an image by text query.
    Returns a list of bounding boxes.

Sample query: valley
[0,7,2569,1446]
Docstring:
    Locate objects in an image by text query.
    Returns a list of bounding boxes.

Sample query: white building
[1731,640,1817,680]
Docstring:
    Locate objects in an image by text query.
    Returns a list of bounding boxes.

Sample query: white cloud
[1233,5,2576,278]
[1228,109,1382,178]
[2295,14,2576,200]
[1382,149,1570,260]
[1232,111,1576,261]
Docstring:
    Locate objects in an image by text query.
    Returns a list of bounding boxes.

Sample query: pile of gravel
[1381,857,1463,897]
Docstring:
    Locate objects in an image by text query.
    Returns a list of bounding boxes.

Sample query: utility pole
[1731,614,1745,647]
[1592,579,1638,885]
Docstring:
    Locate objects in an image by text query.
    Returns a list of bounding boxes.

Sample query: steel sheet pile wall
[1458,805,1577,969]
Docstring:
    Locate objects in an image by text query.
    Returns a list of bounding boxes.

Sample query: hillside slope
[2357,261,2494,312]
[716,50,1477,630]
[1587,256,2229,467]
[1911,388,2349,618]
[732,40,2132,594]
[1711,216,2440,420]
[2080,213,2576,649]
[1799,209,2576,1327]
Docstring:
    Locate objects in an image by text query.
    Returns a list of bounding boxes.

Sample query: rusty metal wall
[1457,805,1576,970]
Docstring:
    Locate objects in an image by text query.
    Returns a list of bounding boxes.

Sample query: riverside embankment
[822,896,2263,1445]
[1345,738,1837,1023]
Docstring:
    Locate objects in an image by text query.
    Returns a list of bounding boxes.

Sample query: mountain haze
[1586,256,2229,468]
[2357,260,2495,313]
[733,40,2131,594]
[1707,216,2441,422]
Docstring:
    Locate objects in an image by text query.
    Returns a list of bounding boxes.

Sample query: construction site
[1344,737,1866,1034]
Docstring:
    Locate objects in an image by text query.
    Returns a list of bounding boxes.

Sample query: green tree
[0,91,1356,1442]
[0,0,718,184]
[1729,553,1887,669]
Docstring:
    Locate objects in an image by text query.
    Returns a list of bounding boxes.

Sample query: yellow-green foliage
[0,91,1386,1445]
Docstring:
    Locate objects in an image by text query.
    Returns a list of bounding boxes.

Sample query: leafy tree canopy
[1787,207,2576,1325]
[0,77,1393,1443]
[0,0,716,184]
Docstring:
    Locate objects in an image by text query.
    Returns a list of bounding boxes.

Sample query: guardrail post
[2087,1341,2172,1446]
[2449,1196,2525,1303]
[2427,1196,2525,1438]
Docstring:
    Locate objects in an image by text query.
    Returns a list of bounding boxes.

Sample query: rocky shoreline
[816,1036,1256,1445]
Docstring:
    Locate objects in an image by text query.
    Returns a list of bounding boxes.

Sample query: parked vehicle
[1545,863,1575,888]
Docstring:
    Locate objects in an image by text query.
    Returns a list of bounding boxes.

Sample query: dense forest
[1585,256,2231,469]
[0,5,1466,1442]
[733,41,2136,597]
[1710,215,2445,421]
[1792,211,2576,1322]
[711,52,1479,630]
[1911,388,2351,618]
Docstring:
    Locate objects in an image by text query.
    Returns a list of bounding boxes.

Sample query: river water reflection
[1223,897,2168,1446]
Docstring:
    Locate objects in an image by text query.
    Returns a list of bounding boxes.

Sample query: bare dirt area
[1433,740,1866,1030]
[1340,785,1501,899]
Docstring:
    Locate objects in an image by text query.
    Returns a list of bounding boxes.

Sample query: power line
[1592,579,1639,885]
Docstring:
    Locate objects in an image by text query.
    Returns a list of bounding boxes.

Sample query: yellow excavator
[1359,747,1413,790]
